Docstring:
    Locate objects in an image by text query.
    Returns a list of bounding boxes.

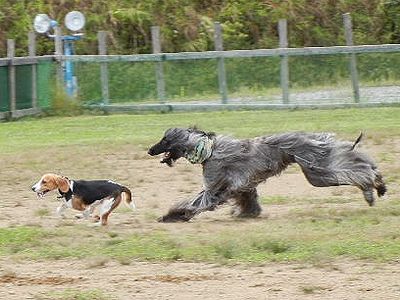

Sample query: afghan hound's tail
[351,132,363,150]
[121,186,135,210]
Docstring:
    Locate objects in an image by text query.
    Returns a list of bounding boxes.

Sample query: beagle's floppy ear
[55,176,70,193]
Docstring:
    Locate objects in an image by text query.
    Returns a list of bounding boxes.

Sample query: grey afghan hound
[148,128,386,222]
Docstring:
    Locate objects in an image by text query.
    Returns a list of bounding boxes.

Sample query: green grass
[1,107,400,154]
[34,208,51,217]
[35,289,114,300]
[0,227,43,256]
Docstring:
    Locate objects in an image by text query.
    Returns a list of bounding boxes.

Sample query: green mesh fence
[164,59,219,102]
[289,54,353,104]
[29,52,400,108]
[225,57,281,102]
[15,64,33,110]
[1,51,400,116]
[0,66,9,112]
[109,61,157,102]
[37,59,54,108]
[75,57,284,104]
[357,52,400,102]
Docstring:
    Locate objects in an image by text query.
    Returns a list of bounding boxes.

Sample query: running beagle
[31,173,135,226]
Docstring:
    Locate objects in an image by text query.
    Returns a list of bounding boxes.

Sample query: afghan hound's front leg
[158,189,228,222]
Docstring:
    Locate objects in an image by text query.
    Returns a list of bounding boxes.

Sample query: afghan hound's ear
[55,176,69,193]
[206,131,216,139]
[188,125,198,132]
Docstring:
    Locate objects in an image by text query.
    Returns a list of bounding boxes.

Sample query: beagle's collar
[58,180,74,201]
[69,180,74,192]
[185,136,214,164]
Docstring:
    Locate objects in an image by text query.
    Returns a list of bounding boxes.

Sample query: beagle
[31,173,135,226]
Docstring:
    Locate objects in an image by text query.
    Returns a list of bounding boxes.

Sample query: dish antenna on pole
[65,11,85,32]
[33,11,86,98]
[33,14,52,33]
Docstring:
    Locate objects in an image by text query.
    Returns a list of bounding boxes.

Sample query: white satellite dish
[33,14,51,34]
[65,11,85,32]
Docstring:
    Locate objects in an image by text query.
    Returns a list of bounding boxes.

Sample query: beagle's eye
[42,180,47,184]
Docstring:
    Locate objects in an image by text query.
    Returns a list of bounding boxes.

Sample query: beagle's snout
[31,181,40,192]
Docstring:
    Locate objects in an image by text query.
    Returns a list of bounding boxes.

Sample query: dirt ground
[0,141,399,300]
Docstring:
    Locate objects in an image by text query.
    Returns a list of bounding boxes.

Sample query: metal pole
[151,26,166,103]
[279,19,289,104]
[64,40,75,97]
[343,13,360,103]
[54,27,64,90]
[214,22,228,104]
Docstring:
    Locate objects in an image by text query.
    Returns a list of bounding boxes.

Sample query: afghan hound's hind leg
[362,188,375,207]
[231,188,262,218]
[361,170,387,207]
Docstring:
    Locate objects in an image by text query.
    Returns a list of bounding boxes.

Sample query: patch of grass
[0,227,43,255]
[34,208,51,217]
[213,240,237,259]
[251,239,291,254]
[86,256,109,269]
[2,204,400,265]
[107,232,119,238]
[35,289,114,300]
[301,285,328,294]
[260,195,292,205]
[1,208,400,264]
[1,107,400,155]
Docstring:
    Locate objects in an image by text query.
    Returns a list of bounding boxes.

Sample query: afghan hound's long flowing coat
[148,128,386,222]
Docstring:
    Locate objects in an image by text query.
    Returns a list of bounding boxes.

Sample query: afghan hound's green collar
[185,137,214,164]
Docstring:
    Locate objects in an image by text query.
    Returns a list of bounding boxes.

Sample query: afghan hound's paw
[235,212,261,218]
[231,208,262,218]
[231,207,261,218]
[157,215,188,223]
[157,212,192,223]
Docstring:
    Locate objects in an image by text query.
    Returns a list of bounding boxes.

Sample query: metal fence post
[7,39,16,113]
[214,22,228,104]
[28,31,37,109]
[54,26,64,90]
[151,26,166,103]
[279,19,289,104]
[343,13,360,103]
[98,31,110,105]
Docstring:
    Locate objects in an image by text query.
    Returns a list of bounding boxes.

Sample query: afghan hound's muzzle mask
[148,128,189,167]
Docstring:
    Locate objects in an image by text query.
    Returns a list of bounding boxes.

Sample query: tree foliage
[1,0,399,56]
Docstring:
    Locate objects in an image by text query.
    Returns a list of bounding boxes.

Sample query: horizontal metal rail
[0,55,54,66]
[59,44,400,62]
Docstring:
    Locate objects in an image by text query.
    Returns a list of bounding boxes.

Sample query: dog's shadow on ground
[200,214,269,224]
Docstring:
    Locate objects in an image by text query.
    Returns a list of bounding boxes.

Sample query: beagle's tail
[121,186,135,210]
